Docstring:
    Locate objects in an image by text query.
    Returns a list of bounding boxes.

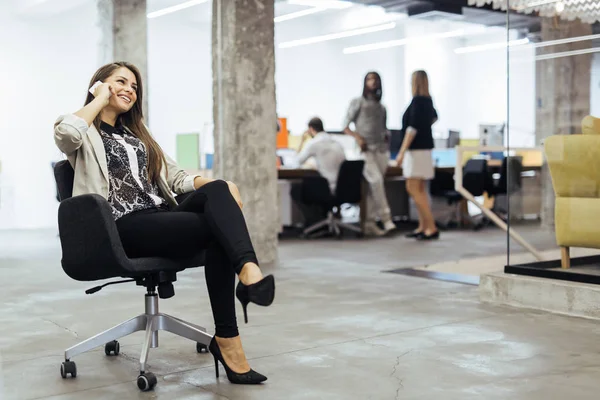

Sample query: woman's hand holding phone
[91,81,116,107]
[74,81,116,126]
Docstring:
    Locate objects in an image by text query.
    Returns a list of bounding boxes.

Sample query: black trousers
[115,180,258,338]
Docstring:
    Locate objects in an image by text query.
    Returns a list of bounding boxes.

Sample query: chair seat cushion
[126,253,205,276]
[58,193,206,281]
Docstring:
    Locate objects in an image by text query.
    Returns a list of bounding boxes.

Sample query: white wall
[456,33,508,140]
[275,7,406,135]
[403,20,467,138]
[0,2,100,230]
[508,43,536,147]
[147,15,212,158]
[276,12,536,147]
[401,23,535,146]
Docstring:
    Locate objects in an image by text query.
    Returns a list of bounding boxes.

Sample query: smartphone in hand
[89,81,103,96]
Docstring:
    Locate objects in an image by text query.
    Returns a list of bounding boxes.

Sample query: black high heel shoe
[405,230,423,238]
[236,275,275,324]
[209,337,267,384]
[416,231,440,241]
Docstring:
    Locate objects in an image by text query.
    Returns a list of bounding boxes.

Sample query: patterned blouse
[99,122,165,220]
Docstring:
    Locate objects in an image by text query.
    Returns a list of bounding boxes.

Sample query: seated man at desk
[291,117,346,226]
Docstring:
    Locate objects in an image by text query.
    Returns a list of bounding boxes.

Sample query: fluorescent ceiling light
[456,32,600,55]
[147,0,208,19]
[275,0,353,23]
[279,22,397,49]
[343,27,486,54]
[287,0,353,9]
[275,7,326,23]
[536,46,600,61]
[454,38,530,54]
[533,33,600,49]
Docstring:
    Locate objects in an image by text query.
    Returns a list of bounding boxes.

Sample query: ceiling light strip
[279,22,397,49]
[454,38,530,54]
[533,33,600,49]
[536,46,600,61]
[147,0,209,19]
[287,0,353,9]
[344,27,486,55]
[275,7,326,23]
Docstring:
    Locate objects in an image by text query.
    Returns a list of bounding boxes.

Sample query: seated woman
[53,61,275,385]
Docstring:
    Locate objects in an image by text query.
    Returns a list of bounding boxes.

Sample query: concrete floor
[1,226,600,399]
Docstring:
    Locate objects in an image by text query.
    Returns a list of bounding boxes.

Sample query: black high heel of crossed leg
[235,275,275,323]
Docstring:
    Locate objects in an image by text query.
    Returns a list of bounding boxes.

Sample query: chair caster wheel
[137,372,157,391]
[196,343,208,353]
[60,361,77,378]
[105,340,120,356]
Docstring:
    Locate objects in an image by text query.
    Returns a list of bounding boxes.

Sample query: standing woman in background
[343,72,396,237]
[396,70,439,240]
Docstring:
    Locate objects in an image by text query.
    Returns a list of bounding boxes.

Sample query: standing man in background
[343,72,395,237]
[291,117,346,228]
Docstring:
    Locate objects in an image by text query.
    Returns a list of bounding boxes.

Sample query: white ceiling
[10,0,320,25]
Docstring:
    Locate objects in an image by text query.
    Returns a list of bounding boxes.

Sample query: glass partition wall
[502,0,600,278]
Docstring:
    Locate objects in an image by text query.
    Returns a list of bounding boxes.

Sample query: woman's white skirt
[402,149,434,180]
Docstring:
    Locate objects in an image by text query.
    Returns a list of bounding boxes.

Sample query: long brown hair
[85,62,166,184]
[411,70,430,97]
[362,71,383,102]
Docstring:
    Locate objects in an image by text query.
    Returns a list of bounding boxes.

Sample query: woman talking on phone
[53,62,274,384]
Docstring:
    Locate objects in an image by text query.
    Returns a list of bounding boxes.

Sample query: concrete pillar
[535,18,592,230]
[97,0,148,118]
[212,0,278,264]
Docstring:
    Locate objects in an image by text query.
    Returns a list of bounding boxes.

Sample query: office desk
[278,161,542,230]
[278,166,455,180]
[278,166,410,229]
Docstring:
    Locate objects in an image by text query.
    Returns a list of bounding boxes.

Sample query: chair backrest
[429,168,455,196]
[582,115,600,135]
[462,159,488,197]
[496,156,523,194]
[545,134,600,198]
[54,160,75,201]
[334,160,365,204]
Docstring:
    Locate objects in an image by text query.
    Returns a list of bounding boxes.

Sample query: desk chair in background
[54,161,212,392]
[487,156,523,218]
[430,159,489,230]
[300,160,365,238]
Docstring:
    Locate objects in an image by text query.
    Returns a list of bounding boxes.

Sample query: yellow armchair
[544,116,600,268]
[582,115,600,135]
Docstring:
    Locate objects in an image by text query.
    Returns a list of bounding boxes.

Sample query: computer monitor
[447,130,460,148]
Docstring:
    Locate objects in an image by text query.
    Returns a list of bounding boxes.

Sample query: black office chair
[302,160,365,238]
[487,156,523,197]
[431,159,489,230]
[54,160,212,392]
[486,156,523,219]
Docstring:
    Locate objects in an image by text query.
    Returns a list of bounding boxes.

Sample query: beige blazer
[54,114,198,207]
